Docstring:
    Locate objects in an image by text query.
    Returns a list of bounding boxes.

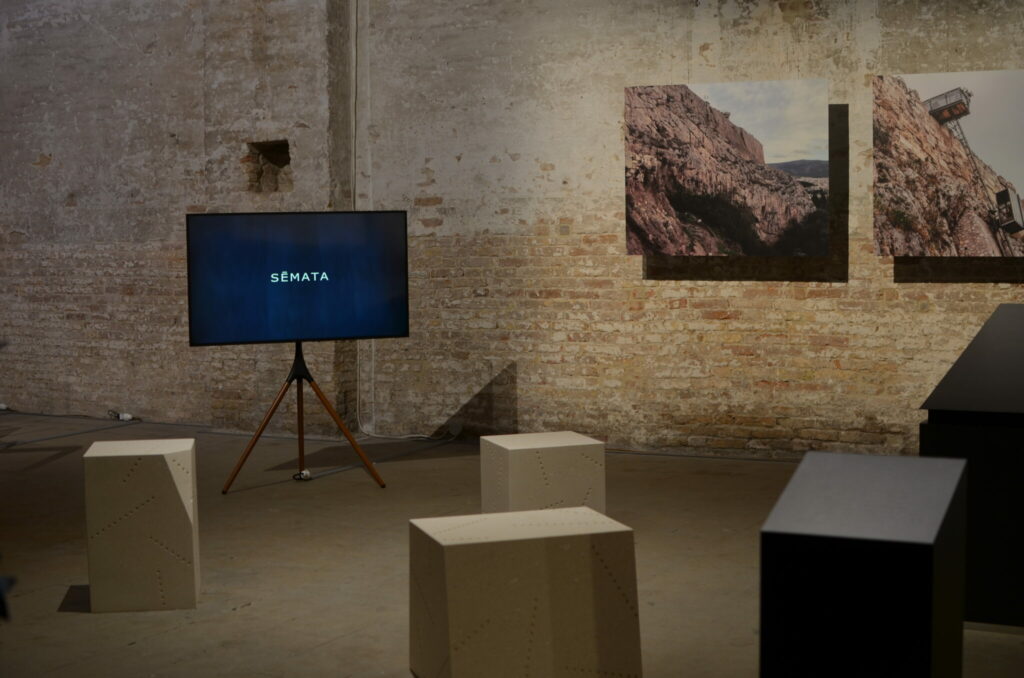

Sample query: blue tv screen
[186,211,408,346]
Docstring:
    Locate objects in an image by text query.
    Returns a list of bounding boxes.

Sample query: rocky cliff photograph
[873,70,1024,257]
[625,79,830,257]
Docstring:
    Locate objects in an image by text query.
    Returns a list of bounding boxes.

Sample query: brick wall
[0,0,357,435]
[352,0,1024,457]
[3,1,1023,458]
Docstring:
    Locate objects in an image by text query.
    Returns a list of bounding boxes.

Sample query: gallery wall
[0,0,358,434]
[2,0,1023,457]
[351,0,1024,455]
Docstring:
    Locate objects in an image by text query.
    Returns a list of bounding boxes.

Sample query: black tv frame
[185,210,409,347]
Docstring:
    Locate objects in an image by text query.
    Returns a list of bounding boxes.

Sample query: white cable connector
[118,412,134,421]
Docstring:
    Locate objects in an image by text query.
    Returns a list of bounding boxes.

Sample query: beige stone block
[480,431,605,513]
[83,439,199,612]
[409,506,642,678]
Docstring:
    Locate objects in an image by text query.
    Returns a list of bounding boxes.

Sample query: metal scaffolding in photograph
[924,86,1024,246]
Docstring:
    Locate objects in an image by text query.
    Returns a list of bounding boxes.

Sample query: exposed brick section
[0,1,355,435]
[0,238,350,435]
[351,228,1004,458]
[350,0,1024,458]
[4,0,1024,461]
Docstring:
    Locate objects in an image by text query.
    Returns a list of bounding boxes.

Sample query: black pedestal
[760,452,966,678]
[920,420,1024,625]
[921,303,1024,626]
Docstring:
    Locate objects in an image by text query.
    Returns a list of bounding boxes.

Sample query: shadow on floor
[0,424,22,443]
[12,445,84,472]
[58,585,91,613]
[265,439,479,473]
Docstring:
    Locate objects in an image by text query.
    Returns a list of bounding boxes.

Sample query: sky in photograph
[901,70,1024,193]
[686,79,829,163]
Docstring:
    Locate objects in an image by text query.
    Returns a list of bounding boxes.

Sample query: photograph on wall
[625,79,830,257]
[873,70,1024,257]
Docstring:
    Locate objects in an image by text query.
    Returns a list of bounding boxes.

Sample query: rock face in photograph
[625,84,828,257]
[873,75,1024,256]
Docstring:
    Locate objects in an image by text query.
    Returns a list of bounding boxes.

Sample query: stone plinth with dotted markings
[84,439,199,612]
[480,431,605,513]
[409,506,642,678]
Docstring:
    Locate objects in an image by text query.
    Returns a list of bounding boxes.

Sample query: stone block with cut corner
[760,452,966,678]
[84,439,199,612]
[480,431,605,513]
[409,506,642,678]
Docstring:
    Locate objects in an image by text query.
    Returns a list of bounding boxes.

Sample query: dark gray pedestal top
[762,452,966,545]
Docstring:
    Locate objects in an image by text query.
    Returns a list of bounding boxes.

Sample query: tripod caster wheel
[293,469,312,481]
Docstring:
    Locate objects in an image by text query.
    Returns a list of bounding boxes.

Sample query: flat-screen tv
[186,211,408,346]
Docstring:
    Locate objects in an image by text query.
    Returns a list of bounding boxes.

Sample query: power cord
[353,339,452,442]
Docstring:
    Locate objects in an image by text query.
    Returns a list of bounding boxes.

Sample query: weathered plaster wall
[0,0,358,434]
[3,0,1024,457]
[354,0,1024,456]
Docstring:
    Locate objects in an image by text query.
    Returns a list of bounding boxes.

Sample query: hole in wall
[245,139,293,193]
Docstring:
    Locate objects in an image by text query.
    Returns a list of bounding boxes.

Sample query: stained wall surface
[352,0,1024,456]
[3,1,1024,456]
[0,0,358,434]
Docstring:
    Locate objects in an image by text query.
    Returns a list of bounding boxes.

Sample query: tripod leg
[307,379,386,488]
[297,378,305,475]
[221,379,292,494]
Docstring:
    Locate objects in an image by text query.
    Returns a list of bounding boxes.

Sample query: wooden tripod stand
[221,341,386,494]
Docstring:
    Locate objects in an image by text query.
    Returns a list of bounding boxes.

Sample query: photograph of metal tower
[873,70,1024,257]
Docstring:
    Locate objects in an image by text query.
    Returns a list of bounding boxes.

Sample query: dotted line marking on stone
[522,596,538,677]
[535,451,551,487]
[591,543,638,616]
[90,496,156,538]
[430,515,494,536]
[410,574,449,678]
[541,499,566,509]
[443,518,608,542]
[495,458,507,487]
[120,457,143,484]
[582,486,593,506]
[412,575,434,624]
[579,451,604,468]
[147,535,192,567]
[168,455,191,476]
[428,654,451,678]
[451,617,492,654]
[156,568,166,608]
[509,519,606,529]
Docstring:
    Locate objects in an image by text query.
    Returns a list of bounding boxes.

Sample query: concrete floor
[1,411,1022,677]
